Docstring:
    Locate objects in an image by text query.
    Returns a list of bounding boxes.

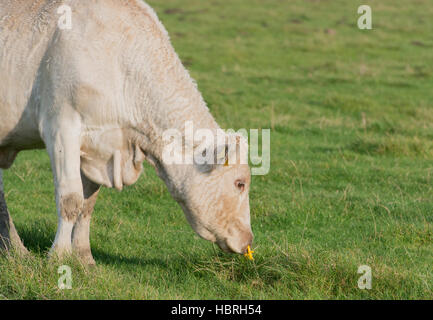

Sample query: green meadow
[1,0,432,299]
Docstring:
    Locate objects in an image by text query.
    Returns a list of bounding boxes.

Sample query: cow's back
[0,0,173,150]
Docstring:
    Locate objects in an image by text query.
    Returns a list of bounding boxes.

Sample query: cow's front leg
[72,173,100,265]
[44,125,84,259]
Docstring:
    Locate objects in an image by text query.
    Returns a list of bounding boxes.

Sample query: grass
[1,0,433,299]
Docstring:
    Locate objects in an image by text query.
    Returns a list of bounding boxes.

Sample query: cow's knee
[49,191,84,258]
[60,192,84,222]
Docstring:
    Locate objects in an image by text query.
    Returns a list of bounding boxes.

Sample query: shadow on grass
[12,222,306,295]
[15,220,54,255]
[92,247,172,269]
[92,246,288,296]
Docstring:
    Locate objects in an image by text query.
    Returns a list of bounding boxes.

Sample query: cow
[0,0,253,265]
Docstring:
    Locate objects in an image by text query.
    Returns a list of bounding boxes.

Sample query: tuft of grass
[1,0,433,299]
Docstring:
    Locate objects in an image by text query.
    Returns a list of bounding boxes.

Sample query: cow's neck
[120,11,221,193]
[130,41,220,166]
[133,86,220,200]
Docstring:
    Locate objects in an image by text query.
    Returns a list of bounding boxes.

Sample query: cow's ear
[194,143,227,173]
[216,134,248,166]
[194,144,218,173]
[215,143,230,166]
[194,134,248,173]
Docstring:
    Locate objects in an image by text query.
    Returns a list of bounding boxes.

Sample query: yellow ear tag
[244,245,254,260]
[224,158,229,167]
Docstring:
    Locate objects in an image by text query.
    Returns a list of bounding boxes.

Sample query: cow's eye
[235,179,245,192]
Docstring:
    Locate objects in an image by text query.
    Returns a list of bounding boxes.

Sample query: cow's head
[157,133,253,254]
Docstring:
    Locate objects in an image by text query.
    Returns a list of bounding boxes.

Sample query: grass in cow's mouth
[1,0,433,299]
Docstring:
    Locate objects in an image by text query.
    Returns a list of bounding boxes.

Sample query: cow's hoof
[77,253,96,266]
[80,255,96,267]
[1,238,29,256]
[74,248,96,266]
[12,243,30,256]
[48,246,72,262]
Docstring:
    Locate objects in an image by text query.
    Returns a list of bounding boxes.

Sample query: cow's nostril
[243,243,251,254]
[242,236,253,254]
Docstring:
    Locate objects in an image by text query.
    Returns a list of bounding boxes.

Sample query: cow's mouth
[216,239,238,254]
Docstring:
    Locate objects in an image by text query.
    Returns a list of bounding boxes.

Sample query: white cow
[0,0,253,264]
